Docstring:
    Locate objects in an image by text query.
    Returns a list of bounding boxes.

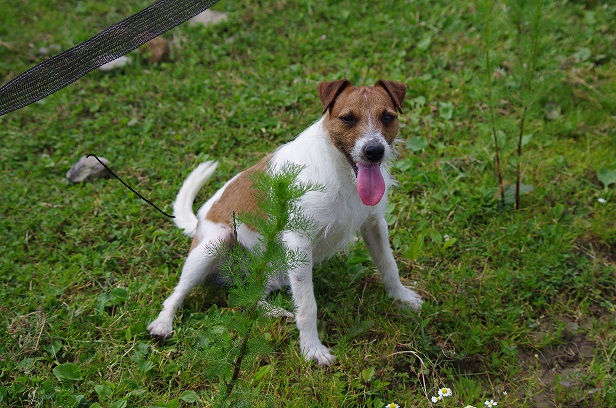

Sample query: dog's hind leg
[148,222,231,339]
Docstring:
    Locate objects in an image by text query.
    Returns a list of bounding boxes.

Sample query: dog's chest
[305,186,375,263]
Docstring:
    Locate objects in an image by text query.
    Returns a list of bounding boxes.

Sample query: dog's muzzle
[344,139,387,207]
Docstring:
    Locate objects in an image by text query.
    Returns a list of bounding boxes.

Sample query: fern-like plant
[198,163,320,407]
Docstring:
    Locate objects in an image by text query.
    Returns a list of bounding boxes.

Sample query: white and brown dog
[148,80,423,366]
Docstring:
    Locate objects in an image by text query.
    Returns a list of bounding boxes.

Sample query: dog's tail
[173,161,218,237]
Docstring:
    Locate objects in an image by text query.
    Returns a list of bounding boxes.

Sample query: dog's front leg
[360,215,423,310]
[283,232,336,366]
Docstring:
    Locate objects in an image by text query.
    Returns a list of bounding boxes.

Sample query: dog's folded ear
[318,80,352,114]
[375,80,407,114]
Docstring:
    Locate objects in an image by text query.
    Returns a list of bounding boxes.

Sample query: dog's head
[318,79,407,206]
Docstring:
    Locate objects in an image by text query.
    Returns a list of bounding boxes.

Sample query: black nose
[364,141,385,162]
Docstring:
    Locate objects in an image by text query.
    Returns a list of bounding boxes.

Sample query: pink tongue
[357,162,385,206]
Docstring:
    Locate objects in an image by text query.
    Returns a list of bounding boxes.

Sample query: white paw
[394,287,423,311]
[257,301,295,319]
[302,342,336,366]
[147,318,173,339]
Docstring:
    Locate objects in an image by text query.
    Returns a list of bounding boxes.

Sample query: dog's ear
[318,80,352,114]
[375,80,407,114]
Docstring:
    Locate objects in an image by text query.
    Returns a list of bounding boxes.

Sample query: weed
[479,0,555,209]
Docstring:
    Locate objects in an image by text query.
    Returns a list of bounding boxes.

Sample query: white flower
[431,395,442,403]
[438,387,452,398]
[503,391,508,395]
[385,404,399,408]
[465,406,477,408]
[485,400,498,407]
[598,198,607,204]
[493,67,507,79]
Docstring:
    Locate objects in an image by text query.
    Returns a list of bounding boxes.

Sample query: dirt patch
[518,317,598,407]
[574,235,616,264]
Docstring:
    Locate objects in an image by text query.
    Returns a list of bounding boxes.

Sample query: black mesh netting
[0,0,220,117]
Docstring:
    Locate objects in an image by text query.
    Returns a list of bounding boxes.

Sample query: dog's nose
[364,141,385,162]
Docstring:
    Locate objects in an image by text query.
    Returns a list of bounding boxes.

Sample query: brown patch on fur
[375,80,406,113]
[205,155,271,226]
[318,80,352,113]
[320,81,405,157]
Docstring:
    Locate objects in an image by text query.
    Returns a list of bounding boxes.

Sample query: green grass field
[1,0,615,406]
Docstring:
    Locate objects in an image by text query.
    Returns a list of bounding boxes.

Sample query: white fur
[148,116,423,366]
[172,161,218,237]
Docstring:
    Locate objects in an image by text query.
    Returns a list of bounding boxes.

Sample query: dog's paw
[302,343,336,366]
[257,301,294,320]
[394,287,423,311]
[147,318,173,339]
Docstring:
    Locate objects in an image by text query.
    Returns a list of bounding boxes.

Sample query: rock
[98,55,132,71]
[544,102,561,121]
[66,155,112,183]
[188,9,228,26]
[139,36,171,63]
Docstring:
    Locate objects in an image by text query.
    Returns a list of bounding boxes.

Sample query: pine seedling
[201,163,320,407]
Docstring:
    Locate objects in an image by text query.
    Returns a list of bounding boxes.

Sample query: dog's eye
[339,115,356,125]
[381,113,396,125]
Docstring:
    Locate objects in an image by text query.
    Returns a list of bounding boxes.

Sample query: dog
[147,80,423,366]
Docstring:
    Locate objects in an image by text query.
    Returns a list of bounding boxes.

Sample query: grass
[1,0,615,406]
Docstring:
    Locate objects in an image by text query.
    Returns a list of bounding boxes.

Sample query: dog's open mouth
[344,152,385,206]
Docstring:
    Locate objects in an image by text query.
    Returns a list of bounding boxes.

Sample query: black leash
[87,154,175,218]
[0,0,220,117]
